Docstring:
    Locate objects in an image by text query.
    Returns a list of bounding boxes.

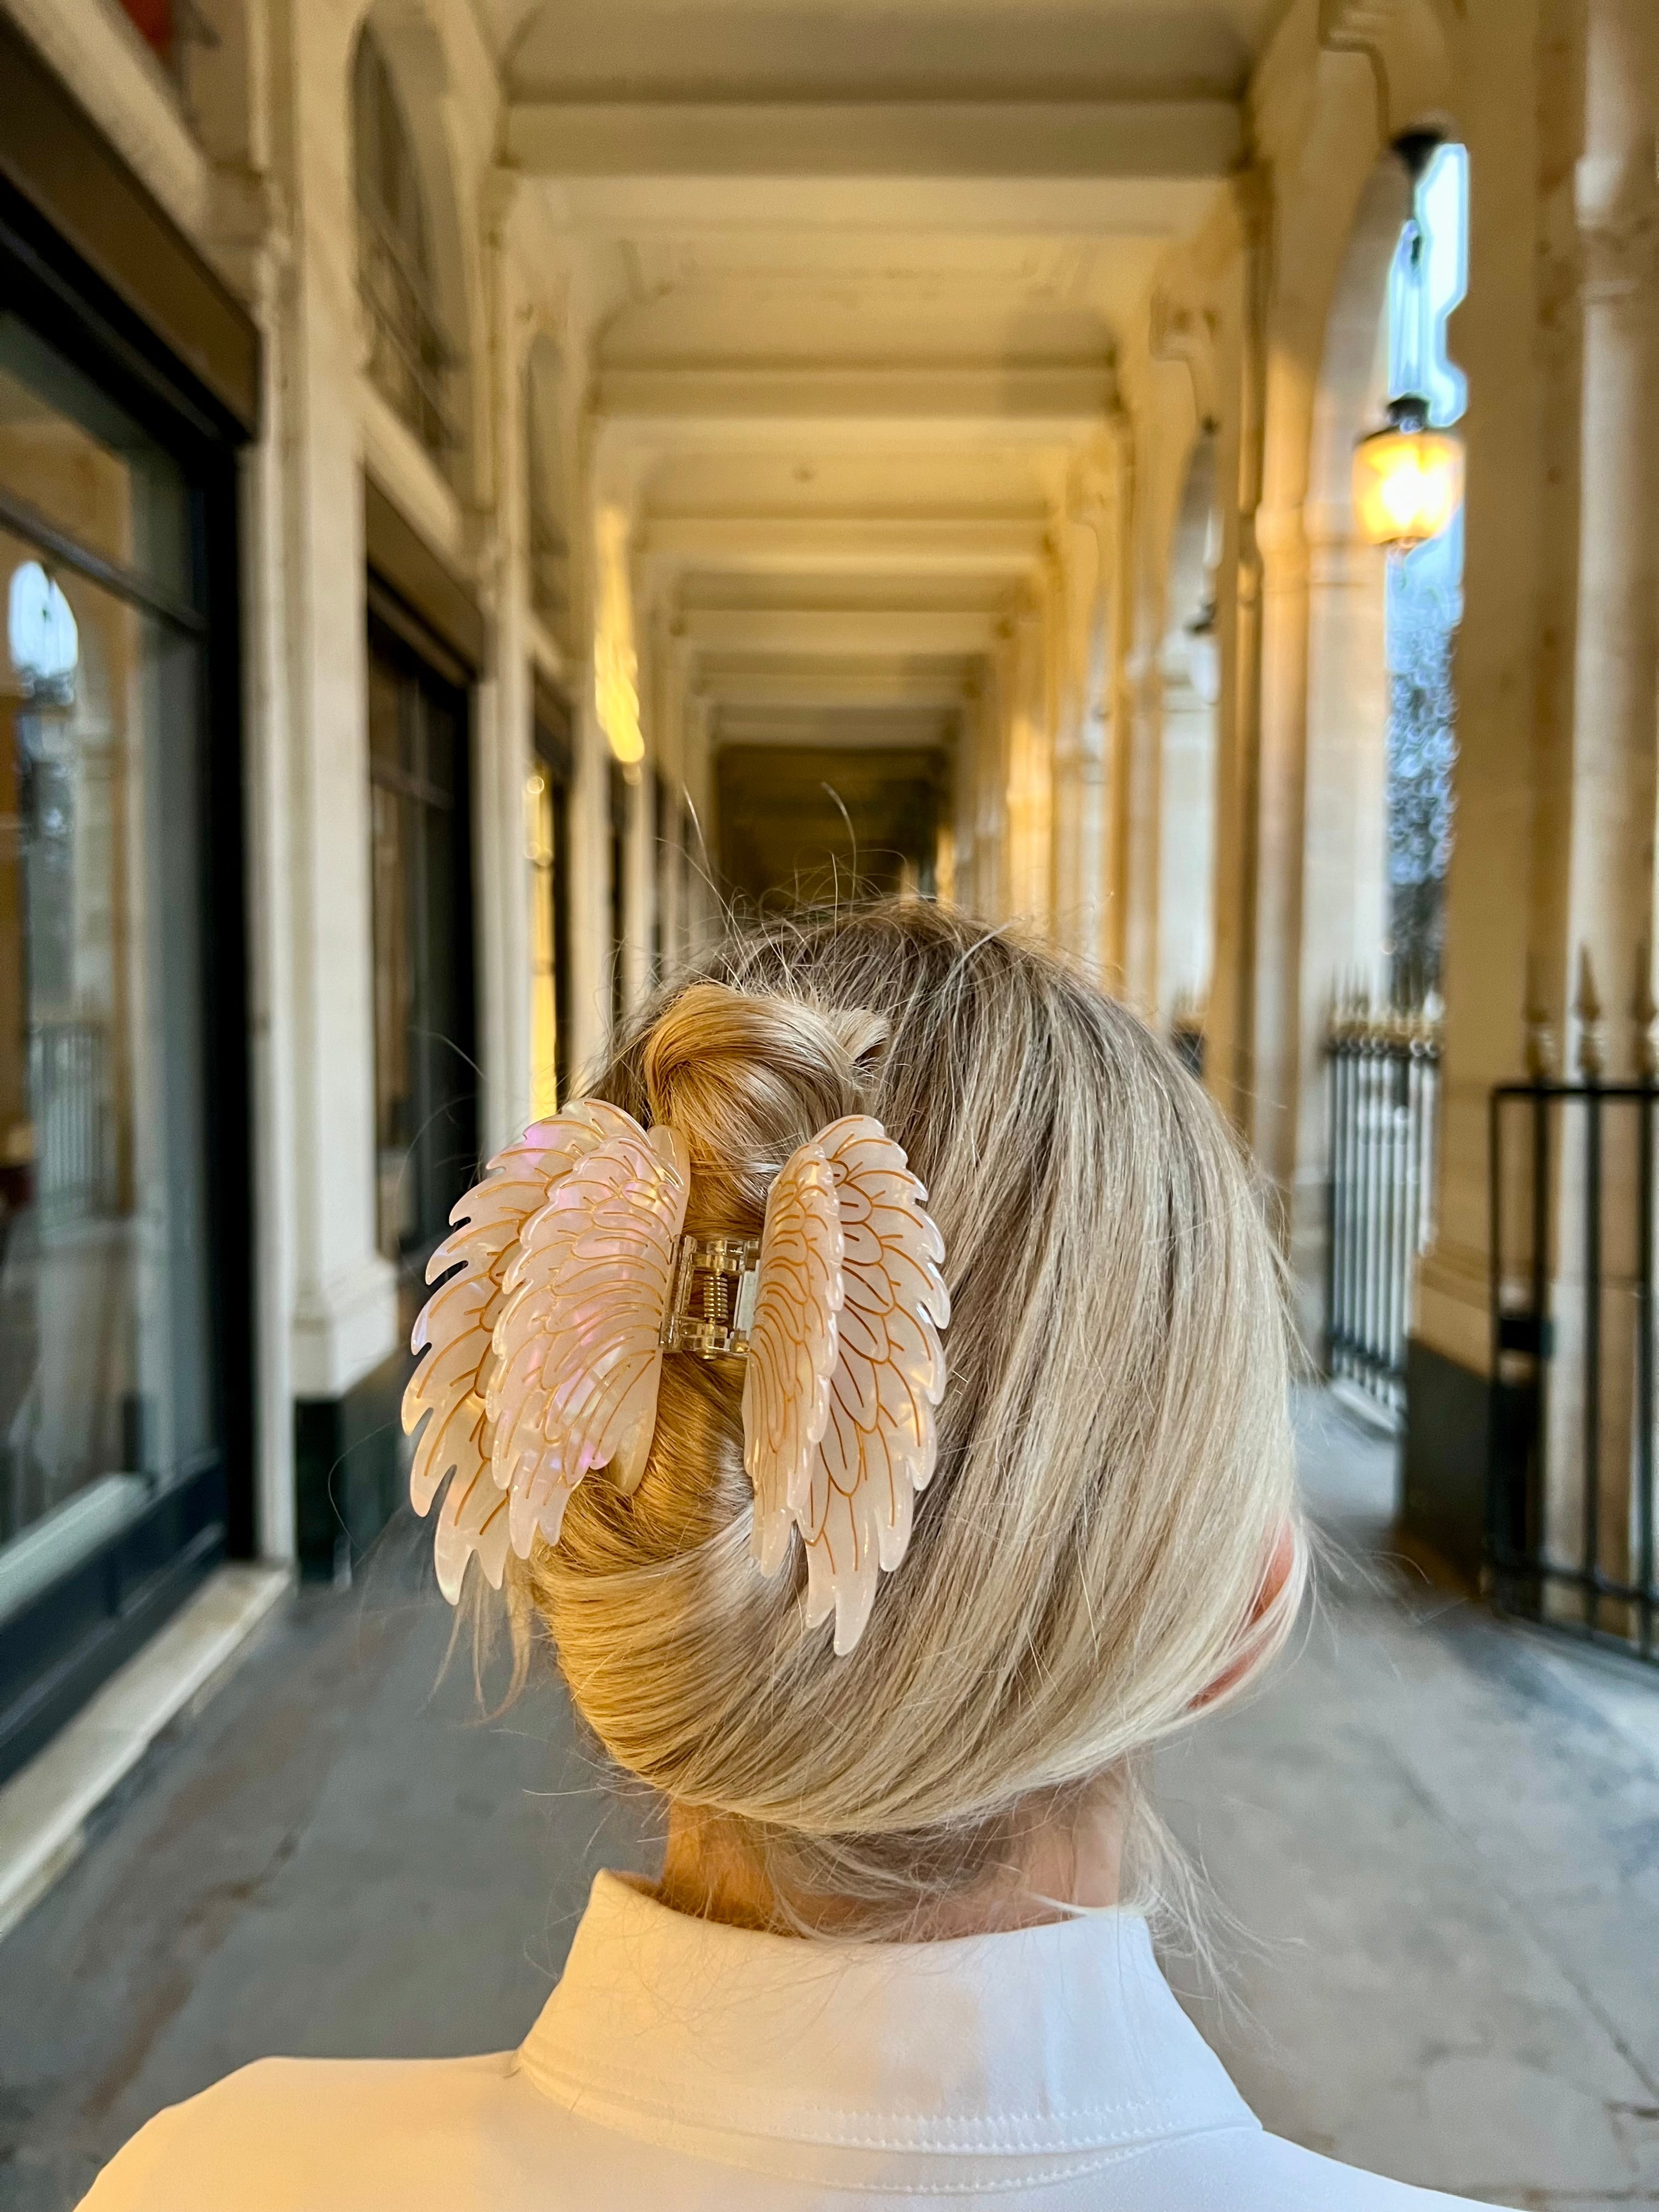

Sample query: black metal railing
[1488,1068,1658,1663]
[1325,995,1441,1416]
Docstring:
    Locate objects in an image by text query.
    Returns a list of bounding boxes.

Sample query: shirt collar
[516,1871,1255,2186]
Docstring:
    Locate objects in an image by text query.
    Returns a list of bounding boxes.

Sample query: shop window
[0,305,234,1781]
[352,31,458,467]
[367,612,477,1328]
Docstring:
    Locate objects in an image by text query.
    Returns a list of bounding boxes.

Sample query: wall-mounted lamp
[1352,394,1464,553]
[1352,131,1465,556]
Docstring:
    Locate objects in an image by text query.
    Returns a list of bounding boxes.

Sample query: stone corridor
[1,1395,1653,2212]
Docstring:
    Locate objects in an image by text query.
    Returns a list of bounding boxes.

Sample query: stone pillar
[1290,505,1390,1339]
[474,166,534,1154]
[1003,593,1051,927]
[273,0,398,1438]
[1406,0,1659,1581]
[1541,0,1659,1596]
[1048,475,1107,972]
[1567,0,1659,1035]
[1206,172,1269,1137]
[1250,492,1312,1202]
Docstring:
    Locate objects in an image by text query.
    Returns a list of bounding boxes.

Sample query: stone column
[1048,481,1105,970]
[473,165,533,1155]
[1567,0,1659,1034]
[1206,171,1269,1137]
[1003,594,1051,927]
[1406,0,1659,1582]
[272,0,398,1457]
[1542,0,1659,1596]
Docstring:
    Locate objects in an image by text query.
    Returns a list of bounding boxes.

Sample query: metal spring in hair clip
[660,1233,761,1358]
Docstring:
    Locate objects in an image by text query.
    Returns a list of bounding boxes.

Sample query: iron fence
[1489,1073,1658,1663]
[1325,997,1441,1417]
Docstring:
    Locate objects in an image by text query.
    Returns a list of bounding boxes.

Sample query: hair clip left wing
[401,1102,688,1601]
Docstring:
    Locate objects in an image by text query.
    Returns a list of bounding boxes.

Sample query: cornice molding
[1,0,211,243]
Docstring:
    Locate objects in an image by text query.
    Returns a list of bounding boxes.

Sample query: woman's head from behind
[514,900,1303,1932]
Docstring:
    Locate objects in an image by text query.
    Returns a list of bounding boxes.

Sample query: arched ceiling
[498,0,1296,902]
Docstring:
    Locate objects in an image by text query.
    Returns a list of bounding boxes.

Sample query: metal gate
[1489,1075,1658,1663]
[1325,998,1441,1418]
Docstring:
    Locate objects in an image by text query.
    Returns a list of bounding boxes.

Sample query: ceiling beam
[531,174,1228,236]
[507,100,1241,181]
[713,706,961,750]
[684,607,994,656]
[596,363,1112,430]
[640,515,1046,577]
[699,662,979,709]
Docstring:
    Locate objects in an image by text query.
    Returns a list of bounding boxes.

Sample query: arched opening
[351,21,461,471]
[1157,427,1221,1063]
[1383,142,1467,999]
[1306,138,1469,1408]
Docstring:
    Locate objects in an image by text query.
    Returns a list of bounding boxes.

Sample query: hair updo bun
[511,901,1303,1933]
[635,983,889,1228]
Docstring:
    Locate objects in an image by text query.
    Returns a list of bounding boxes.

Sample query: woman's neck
[656,1793,1125,1940]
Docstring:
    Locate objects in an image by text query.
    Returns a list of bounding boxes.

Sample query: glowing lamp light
[1352,396,1463,553]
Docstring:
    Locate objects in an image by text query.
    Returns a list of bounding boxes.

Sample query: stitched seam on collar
[518,2052,1212,2153]
[737,2127,1265,2199]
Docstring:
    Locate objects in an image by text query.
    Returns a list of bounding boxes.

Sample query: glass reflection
[0,337,211,1625]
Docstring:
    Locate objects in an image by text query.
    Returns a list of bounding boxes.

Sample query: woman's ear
[1191,1520,1298,1710]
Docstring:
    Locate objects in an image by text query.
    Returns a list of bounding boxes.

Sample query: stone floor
[1,1392,1656,2211]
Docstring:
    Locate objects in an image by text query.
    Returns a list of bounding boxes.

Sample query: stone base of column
[294,1349,411,1584]
[1401,1337,1490,1583]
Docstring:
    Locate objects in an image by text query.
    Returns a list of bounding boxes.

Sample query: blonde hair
[510,900,1305,1930]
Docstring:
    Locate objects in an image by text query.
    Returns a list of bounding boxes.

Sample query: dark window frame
[366,597,479,1314]
[0,177,255,1789]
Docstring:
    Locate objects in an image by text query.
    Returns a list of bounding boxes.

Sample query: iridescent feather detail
[487,1114,690,1557]
[791,1116,951,1655]
[401,1109,619,1601]
[742,1142,844,1577]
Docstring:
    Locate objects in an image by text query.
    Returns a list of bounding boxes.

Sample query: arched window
[352,28,457,464]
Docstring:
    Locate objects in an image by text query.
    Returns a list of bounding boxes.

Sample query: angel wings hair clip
[401,1098,951,1655]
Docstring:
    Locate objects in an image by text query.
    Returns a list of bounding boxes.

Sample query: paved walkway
[2,1394,1655,2210]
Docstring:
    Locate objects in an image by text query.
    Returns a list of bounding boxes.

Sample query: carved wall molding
[1318,0,1459,140]
[1149,286,1221,426]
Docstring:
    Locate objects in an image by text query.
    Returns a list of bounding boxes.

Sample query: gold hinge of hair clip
[661,1233,761,1359]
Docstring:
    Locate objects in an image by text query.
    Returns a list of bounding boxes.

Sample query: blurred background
[0,0,1655,2204]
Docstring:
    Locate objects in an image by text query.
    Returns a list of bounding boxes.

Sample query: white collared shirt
[82,1870,1492,2209]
